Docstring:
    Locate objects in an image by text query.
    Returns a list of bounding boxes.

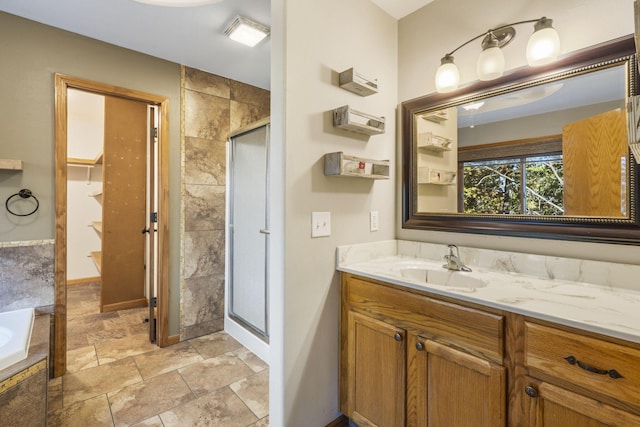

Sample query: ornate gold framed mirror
[401,35,640,244]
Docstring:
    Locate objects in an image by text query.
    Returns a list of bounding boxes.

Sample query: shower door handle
[259,229,271,235]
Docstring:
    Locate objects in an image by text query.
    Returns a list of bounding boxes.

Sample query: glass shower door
[229,123,269,340]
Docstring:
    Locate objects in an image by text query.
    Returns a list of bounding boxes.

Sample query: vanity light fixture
[435,17,560,93]
[224,15,270,47]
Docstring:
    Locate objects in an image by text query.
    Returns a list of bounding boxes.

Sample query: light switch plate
[311,212,331,237]
[370,211,379,232]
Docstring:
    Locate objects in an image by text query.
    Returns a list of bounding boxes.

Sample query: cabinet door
[523,378,640,426]
[408,335,505,427]
[346,311,406,427]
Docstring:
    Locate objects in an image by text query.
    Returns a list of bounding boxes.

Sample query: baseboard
[165,334,180,346]
[67,276,100,286]
[102,298,148,313]
[325,415,349,427]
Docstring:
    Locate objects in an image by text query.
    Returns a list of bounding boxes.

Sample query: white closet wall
[67,89,105,281]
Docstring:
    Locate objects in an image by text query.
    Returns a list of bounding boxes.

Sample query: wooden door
[562,109,628,217]
[101,96,148,312]
[346,311,406,427]
[408,335,505,427]
[523,378,640,426]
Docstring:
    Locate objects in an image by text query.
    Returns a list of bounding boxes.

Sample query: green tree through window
[462,154,564,215]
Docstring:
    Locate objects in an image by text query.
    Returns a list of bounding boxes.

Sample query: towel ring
[5,189,39,217]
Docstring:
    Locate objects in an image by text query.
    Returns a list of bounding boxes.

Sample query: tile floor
[48,281,269,426]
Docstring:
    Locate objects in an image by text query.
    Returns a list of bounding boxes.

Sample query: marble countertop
[338,254,640,345]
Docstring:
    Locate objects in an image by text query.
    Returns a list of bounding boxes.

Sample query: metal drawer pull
[563,355,624,379]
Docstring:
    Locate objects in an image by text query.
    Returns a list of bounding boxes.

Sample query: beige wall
[397,0,640,264]
[277,0,397,424]
[0,12,182,334]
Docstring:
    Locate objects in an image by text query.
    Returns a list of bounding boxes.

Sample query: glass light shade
[476,46,505,81]
[435,59,460,93]
[526,26,560,66]
[224,16,270,47]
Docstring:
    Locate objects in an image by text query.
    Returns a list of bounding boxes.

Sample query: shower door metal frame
[228,118,270,342]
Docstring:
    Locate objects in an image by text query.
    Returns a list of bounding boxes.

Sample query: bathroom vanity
[337,241,640,426]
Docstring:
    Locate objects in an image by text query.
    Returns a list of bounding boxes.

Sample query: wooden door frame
[54,74,171,377]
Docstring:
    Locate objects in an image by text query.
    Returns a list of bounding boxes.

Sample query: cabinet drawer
[525,322,640,408]
[346,274,503,361]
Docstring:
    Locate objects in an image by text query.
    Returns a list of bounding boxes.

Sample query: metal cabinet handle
[564,355,624,379]
[525,386,538,398]
[259,229,271,235]
[394,333,402,342]
[415,342,424,351]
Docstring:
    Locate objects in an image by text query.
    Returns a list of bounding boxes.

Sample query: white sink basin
[400,266,486,289]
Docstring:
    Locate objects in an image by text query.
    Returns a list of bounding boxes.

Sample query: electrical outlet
[311,212,331,237]
[370,211,379,232]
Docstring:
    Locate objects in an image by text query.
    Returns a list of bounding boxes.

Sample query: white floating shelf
[418,167,456,185]
[338,68,379,97]
[417,132,453,152]
[421,110,449,123]
[333,105,385,136]
[0,159,23,170]
[324,152,390,180]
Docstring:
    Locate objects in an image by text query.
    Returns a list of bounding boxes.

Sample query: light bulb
[435,55,460,93]
[526,18,560,66]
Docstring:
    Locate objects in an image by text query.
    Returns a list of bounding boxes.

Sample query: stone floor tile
[230,369,269,419]
[108,371,194,427]
[86,326,129,345]
[178,352,254,395]
[47,377,63,414]
[249,416,269,427]
[66,345,99,373]
[66,332,90,352]
[133,341,203,379]
[159,386,257,427]
[63,357,142,406]
[131,415,164,426]
[233,346,268,372]
[95,333,157,364]
[52,394,114,427]
[189,331,243,359]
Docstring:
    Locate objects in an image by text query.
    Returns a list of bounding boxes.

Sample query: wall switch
[370,211,379,232]
[311,212,331,237]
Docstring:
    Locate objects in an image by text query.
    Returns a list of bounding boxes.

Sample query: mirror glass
[416,64,627,217]
[402,36,640,244]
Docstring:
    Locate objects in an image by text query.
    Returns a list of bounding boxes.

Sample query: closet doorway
[54,74,170,377]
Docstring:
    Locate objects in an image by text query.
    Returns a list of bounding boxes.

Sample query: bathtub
[0,308,34,371]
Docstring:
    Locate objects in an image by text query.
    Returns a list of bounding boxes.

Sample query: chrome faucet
[443,244,472,272]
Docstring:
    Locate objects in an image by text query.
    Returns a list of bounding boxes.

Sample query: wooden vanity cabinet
[346,311,406,427]
[521,321,640,426]
[408,334,506,426]
[341,273,506,427]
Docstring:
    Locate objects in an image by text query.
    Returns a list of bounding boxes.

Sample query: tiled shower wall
[181,66,270,340]
[0,240,54,313]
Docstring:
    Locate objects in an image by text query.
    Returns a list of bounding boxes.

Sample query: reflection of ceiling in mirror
[457,65,626,128]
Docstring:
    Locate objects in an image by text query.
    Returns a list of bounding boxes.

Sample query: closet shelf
[67,152,103,166]
[89,189,103,197]
[0,159,23,170]
[324,152,390,179]
[90,251,102,273]
[90,221,102,233]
